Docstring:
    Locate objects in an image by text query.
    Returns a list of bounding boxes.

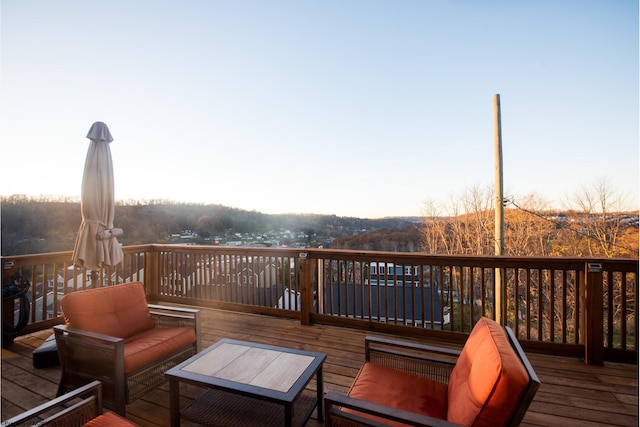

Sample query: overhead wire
[504,197,639,257]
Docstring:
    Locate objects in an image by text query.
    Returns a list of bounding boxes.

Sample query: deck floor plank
[2,307,637,427]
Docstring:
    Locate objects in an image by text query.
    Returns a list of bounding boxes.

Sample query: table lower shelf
[181,387,318,427]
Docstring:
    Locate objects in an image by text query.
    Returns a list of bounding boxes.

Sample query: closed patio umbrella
[71,122,123,285]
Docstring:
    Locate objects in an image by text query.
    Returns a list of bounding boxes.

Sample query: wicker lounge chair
[324,317,540,426]
[54,282,201,416]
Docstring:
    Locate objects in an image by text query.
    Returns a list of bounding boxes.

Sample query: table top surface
[166,339,326,401]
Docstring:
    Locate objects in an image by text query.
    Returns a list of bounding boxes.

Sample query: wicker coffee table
[165,339,326,427]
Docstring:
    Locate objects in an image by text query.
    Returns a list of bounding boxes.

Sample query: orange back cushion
[61,282,154,338]
[447,317,529,427]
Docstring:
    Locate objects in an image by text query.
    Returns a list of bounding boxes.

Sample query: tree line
[331,181,638,259]
[418,183,638,258]
[2,179,637,259]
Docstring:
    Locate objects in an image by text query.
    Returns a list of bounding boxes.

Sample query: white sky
[1,0,638,218]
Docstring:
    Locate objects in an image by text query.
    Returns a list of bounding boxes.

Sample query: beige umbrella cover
[72,122,123,271]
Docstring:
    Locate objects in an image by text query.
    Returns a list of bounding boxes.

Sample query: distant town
[169,229,327,248]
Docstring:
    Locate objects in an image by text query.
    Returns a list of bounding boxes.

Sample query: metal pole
[493,94,505,324]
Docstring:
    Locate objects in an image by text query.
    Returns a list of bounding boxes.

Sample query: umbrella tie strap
[96,228,124,240]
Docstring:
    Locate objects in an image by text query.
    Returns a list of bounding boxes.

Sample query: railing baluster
[620,272,627,350]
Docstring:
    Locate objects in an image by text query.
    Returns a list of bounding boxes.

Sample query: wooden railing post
[584,262,604,365]
[145,245,160,300]
[299,253,313,326]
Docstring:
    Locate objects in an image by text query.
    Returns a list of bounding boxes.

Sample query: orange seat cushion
[347,361,448,427]
[83,411,137,426]
[124,326,196,372]
[61,282,154,338]
[447,317,529,427]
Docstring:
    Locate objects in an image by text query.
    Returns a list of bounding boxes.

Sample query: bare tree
[504,193,554,256]
[422,186,494,255]
[567,178,631,258]
[459,185,494,255]
[421,200,450,254]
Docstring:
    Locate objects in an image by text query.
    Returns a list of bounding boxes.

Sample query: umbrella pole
[90,270,98,288]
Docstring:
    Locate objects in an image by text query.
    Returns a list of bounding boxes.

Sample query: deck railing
[2,245,637,364]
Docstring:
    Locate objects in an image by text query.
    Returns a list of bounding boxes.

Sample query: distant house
[365,262,422,286]
[275,288,319,311]
[235,258,278,288]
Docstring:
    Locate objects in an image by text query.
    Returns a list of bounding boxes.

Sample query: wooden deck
[2,307,638,427]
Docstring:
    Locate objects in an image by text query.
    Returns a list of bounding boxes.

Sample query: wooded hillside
[2,195,637,259]
[0,196,416,256]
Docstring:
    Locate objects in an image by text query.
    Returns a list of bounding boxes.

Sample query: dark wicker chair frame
[54,304,201,416]
[324,327,540,427]
[2,380,106,427]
